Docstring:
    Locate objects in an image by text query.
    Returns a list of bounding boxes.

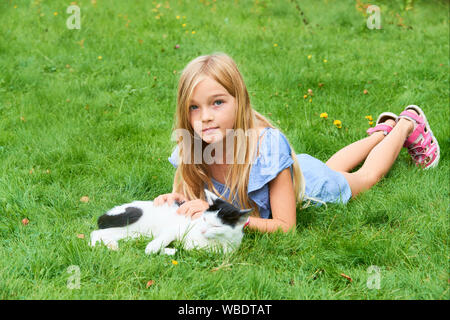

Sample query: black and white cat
[89,189,252,254]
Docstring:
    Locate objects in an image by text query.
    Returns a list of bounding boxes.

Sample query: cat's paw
[89,232,119,250]
[145,242,163,255]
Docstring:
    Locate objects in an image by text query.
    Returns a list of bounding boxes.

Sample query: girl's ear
[204,189,218,206]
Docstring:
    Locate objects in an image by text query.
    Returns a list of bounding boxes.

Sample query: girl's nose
[201,108,213,121]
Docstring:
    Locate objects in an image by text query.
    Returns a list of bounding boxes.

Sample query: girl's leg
[326,119,397,172]
[338,115,416,199]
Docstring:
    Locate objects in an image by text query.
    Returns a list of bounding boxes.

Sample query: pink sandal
[366,112,398,136]
[396,105,440,169]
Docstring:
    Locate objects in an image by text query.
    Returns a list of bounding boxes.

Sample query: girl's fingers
[175,199,207,216]
[177,204,197,216]
[154,194,170,206]
[187,207,197,217]
[181,206,194,216]
[192,212,203,220]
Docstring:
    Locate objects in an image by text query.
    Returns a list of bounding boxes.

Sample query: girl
[153,52,440,233]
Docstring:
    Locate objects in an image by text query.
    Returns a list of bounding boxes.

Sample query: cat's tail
[98,207,143,229]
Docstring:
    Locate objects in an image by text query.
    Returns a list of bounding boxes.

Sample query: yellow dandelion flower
[54,12,58,16]
[309,98,312,103]
[182,23,186,27]
[14,5,17,9]
[191,30,196,34]
[307,55,312,59]
[171,260,178,265]
[320,112,328,119]
[369,121,374,125]
[303,94,308,99]
[176,15,180,19]
[333,119,342,128]
[98,56,102,60]
[273,43,278,47]
[323,59,328,63]
[365,115,373,121]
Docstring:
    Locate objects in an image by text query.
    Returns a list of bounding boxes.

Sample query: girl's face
[188,77,237,145]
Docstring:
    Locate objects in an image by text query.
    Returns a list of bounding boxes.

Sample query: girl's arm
[247,167,296,233]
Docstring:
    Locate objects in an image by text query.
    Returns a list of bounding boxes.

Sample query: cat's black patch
[208,198,249,228]
[98,207,143,229]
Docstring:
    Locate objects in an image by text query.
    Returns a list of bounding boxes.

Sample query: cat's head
[198,189,253,240]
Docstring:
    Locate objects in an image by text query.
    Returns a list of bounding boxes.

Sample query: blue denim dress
[168,127,352,218]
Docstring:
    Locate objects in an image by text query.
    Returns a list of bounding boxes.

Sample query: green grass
[0,0,448,299]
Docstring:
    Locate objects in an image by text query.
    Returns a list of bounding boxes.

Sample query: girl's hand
[176,199,210,220]
[153,192,188,206]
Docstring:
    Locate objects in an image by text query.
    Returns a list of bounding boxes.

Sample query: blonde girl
[153,52,440,233]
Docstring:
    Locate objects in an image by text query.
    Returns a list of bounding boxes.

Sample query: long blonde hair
[171,52,315,216]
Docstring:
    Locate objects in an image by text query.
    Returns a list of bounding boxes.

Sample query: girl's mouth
[202,127,218,134]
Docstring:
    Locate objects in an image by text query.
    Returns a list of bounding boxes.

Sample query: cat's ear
[238,208,252,222]
[204,189,218,206]
[239,208,252,216]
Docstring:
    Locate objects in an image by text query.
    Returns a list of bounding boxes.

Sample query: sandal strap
[408,135,434,155]
[396,110,424,125]
[403,123,426,148]
[367,124,393,136]
[425,143,438,158]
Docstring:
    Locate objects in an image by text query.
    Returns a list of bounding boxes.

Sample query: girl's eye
[189,100,223,111]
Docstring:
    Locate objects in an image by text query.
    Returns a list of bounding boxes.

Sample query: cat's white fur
[89,189,249,254]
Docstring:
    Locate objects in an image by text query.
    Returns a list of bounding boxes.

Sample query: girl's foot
[384,118,396,129]
[396,105,440,169]
[366,112,398,136]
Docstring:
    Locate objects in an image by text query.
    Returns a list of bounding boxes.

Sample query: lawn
[0,0,448,299]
